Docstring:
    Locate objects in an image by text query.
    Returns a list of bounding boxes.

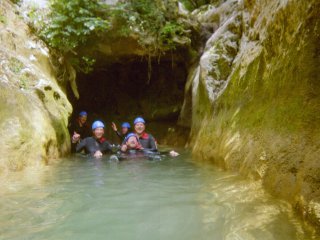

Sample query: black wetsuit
[69,120,91,152]
[76,137,112,155]
[69,121,91,138]
[138,132,157,151]
[117,149,161,161]
[114,131,129,142]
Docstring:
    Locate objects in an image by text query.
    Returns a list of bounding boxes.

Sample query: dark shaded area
[67,58,189,144]
[69,59,186,118]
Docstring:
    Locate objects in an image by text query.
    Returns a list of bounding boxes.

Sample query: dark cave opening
[67,58,189,144]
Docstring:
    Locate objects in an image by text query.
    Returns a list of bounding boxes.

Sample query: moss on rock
[183,0,320,229]
[0,0,72,174]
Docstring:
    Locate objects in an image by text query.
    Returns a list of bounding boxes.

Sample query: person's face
[93,128,104,139]
[134,122,145,135]
[126,136,138,149]
[79,115,87,124]
[121,127,129,135]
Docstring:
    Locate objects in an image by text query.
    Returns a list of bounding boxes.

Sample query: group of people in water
[69,111,179,159]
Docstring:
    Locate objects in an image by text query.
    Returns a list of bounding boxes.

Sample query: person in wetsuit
[118,133,158,160]
[73,120,112,158]
[120,133,143,152]
[119,132,179,160]
[118,117,180,160]
[133,117,158,152]
[111,122,131,142]
[70,111,91,139]
[69,111,91,152]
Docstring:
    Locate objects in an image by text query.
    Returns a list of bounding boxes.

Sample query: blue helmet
[79,111,87,117]
[121,122,131,128]
[124,133,138,143]
[134,117,145,125]
[92,120,105,130]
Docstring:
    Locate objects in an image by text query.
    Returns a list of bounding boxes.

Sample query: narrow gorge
[0,0,319,234]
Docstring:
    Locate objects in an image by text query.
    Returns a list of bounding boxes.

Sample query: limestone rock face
[181,0,320,227]
[179,0,241,129]
[0,1,72,173]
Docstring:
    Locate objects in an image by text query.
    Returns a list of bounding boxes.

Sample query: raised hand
[121,144,128,152]
[169,150,179,157]
[93,150,103,158]
[111,122,118,131]
[72,132,81,143]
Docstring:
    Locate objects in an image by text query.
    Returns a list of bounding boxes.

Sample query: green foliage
[69,56,96,74]
[36,0,192,74]
[8,57,24,74]
[179,0,211,11]
[19,73,29,89]
[10,0,21,4]
[111,0,190,52]
[26,6,43,26]
[159,22,186,50]
[40,0,110,53]
[0,13,6,24]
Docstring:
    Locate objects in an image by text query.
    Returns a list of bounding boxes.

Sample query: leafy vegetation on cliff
[180,0,210,11]
[30,0,192,73]
[40,0,110,54]
[110,0,191,50]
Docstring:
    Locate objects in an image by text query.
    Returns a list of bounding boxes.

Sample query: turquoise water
[0,151,317,240]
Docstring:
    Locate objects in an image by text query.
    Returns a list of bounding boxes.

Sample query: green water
[0,151,317,240]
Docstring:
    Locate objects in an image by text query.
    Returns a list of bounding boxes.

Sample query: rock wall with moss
[180,0,320,227]
[0,0,71,174]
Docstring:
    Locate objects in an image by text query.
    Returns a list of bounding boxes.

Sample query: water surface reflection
[0,152,317,239]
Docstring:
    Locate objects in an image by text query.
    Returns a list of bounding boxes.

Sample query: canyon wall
[0,1,71,174]
[180,0,320,226]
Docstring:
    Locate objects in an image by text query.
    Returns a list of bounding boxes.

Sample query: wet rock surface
[181,0,320,228]
[0,1,71,174]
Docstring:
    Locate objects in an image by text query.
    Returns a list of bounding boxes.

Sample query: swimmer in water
[74,120,112,158]
[111,122,131,142]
